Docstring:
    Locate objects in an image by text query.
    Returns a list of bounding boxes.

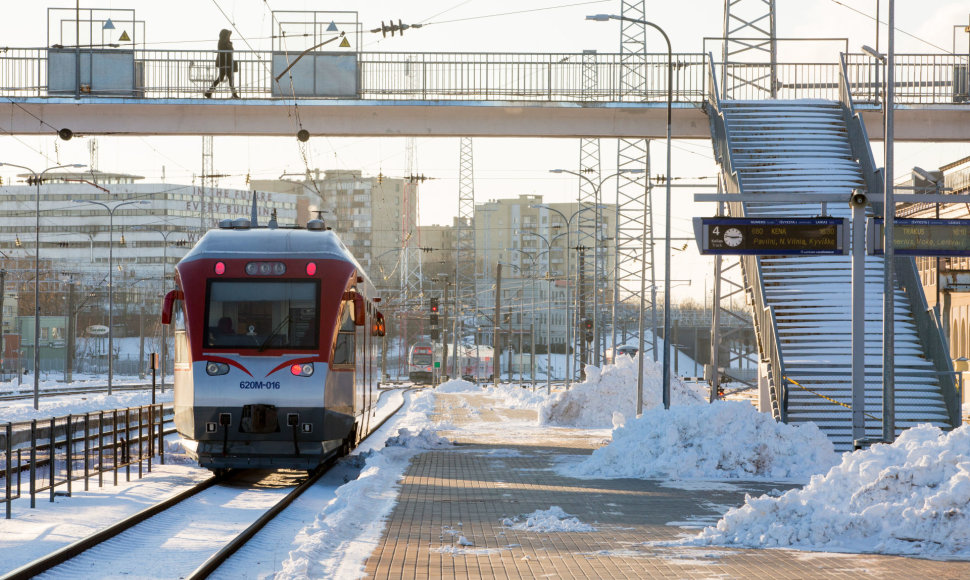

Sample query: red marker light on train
[290,363,314,376]
[214,261,226,275]
[306,262,317,276]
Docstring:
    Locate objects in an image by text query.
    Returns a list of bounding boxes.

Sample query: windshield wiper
[259,315,291,352]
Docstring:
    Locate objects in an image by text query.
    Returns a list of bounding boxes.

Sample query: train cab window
[332,300,356,367]
[173,297,188,364]
[205,280,319,350]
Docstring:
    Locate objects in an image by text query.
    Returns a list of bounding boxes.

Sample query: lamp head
[549,169,565,174]
[586,14,612,21]
[861,45,885,61]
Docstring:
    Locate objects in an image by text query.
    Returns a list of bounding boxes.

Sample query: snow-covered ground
[2,355,969,578]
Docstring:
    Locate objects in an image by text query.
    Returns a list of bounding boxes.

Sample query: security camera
[849,191,868,207]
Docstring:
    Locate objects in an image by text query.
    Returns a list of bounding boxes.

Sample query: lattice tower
[453,137,477,377]
[201,135,215,232]
[722,0,777,98]
[614,0,654,358]
[576,49,602,369]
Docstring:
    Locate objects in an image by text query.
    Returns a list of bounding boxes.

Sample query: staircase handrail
[707,51,788,420]
[838,52,885,209]
[841,52,961,428]
[894,256,962,427]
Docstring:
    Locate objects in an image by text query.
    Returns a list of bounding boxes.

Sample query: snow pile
[539,356,707,428]
[502,506,597,532]
[435,379,481,393]
[488,383,548,410]
[690,424,970,557]
[384,427,452,449]
[565,400,838,480]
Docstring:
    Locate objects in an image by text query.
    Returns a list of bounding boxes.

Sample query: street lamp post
[521,230,569,395]
[507,246,554,392]
[550,168,644,368]
[587,13,673,412]
[0,162,85,409]
[73,198,151,394]
[132,226,183,391]
[531,203,603,389]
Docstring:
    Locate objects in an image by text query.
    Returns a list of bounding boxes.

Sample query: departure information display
[869,218,970,256]
[693,217,849,255]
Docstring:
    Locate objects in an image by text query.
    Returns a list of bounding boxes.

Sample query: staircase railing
[706,53,788,421]
[895,257,962,427]
[839,53,961,428]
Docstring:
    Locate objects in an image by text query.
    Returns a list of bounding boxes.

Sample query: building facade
[899,157,970,370]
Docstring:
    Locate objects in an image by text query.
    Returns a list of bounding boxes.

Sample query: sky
[0,0,968,303]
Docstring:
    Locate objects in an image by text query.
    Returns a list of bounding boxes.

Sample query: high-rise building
[252,169,412,291]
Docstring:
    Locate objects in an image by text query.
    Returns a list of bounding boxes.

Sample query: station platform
[364,391,970,579]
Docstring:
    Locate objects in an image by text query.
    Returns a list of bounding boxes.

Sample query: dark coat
[215,29,233,70]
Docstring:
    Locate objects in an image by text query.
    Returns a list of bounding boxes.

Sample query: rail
[0,48,968,105]
[895,256,962,427]
[706,51,787,421]
[2,403,175,519]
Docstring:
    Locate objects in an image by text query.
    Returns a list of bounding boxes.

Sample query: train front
[162,225,368,471]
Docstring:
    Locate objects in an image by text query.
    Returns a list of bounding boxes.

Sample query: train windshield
[205,280,319,350]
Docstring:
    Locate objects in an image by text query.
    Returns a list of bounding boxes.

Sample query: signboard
[868,218,970,256]
[693,217,849,256]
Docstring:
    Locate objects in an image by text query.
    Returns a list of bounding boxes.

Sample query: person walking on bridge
[204,29,239,98]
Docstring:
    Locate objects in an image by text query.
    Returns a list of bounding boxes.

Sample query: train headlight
[290,363,314,377]
[206,361,230,376]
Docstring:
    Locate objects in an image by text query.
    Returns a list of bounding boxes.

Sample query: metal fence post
[112,410,118,487]
[5,422,11,519]
[84,413,90,491]
[66,415,72,497]
[49,417,55,503]
[138,407,143,479]
[98,411,104,488]
[29,420,36,509]
[158,404,165,465]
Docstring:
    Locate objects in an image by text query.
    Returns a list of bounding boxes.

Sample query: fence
[2,403,174,519]
[1,48,967,105]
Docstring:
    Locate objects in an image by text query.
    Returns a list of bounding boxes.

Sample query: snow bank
[435,378,549,410]
[539,356,707,428]
[435,379,481,393]
[502,506,597,532]
[565,400,838,480]
[384,427,452,449]
[690,424,970,557]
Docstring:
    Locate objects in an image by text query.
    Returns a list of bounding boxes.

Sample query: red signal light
[214,261,226,275]
[306,262,317,276]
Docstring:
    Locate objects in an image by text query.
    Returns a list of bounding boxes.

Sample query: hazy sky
[1,0,968,302]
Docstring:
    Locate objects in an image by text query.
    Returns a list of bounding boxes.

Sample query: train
[407,342,436,384]
[161,216,386,472]
[407,342,494,384]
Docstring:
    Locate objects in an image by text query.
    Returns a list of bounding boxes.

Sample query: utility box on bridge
[271,52,359,98]
[48,48,144,97]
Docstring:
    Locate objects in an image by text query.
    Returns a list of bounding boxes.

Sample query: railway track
[0,383,159,402]
[1,388,409,580]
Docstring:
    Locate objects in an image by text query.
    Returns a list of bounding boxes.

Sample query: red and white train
[162,218,386,472]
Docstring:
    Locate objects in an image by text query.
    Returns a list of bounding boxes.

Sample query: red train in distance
[162,217,386,473]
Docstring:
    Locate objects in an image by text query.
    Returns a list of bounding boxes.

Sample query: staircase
[709,98,957,450]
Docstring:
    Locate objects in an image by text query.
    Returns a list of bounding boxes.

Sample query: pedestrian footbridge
[0,49,968,140]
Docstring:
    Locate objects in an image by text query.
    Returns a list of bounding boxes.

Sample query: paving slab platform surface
[364,392,970,579]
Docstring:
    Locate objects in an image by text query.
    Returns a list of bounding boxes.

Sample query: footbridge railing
[0,48,968,105]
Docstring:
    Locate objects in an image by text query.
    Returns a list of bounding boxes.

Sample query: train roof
[178,227,376,290]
